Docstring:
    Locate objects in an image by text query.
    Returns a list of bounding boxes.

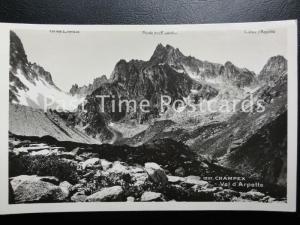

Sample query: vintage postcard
[0,20,297,214]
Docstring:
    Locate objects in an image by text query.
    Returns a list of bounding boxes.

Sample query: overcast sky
[14,27,287,92]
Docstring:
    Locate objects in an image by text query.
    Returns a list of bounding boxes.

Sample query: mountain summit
[147,44,257,88]
[149,43,184,65]
[258,55,287,84]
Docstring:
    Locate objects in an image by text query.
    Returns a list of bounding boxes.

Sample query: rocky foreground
[9,135,286,203]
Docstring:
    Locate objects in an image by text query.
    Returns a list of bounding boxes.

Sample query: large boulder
[81,158,101,170]
[141,191,164,202]
[98,162,133,187]
[167,175,185,184]
[30,149,51,156]
[59,181,73,197]
[10,175,60,187]
[86,186,124,202]
[131,169,148,187]
[144,162,168,186]
[10,175,68,203]
[100,159,113,170]
[108,161,129,174]
[183,176,208,187]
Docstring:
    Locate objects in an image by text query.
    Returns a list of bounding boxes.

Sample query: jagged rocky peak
[223,61,239,75]
[150,43,184,64]
[69,75,109,96]
[223,61,244,73]
[224,61,234,68]
[110,59,145,83]
[220,61,257,87]
[94,75,108,86]
[148,44,257,88]
[30,62,56,87]
[110,59,129,82]
[84,48,219,126]
[258,55,287,83]
[10,31,28,66]
[10,31,56,87]
[110,44,185,84]
[107,52,218,105]
[69,84,79,95]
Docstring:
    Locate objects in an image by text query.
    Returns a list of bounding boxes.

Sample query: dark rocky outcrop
[10,31,28,69]
[87,62,217,122]
[69,75,109,97]
[79,44,220,139]
[148,44,257,87]
[220,61,257,88]
[219,112,287,190]
[258,55,287,84]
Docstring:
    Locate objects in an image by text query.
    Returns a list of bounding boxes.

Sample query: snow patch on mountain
[11,69,84,111]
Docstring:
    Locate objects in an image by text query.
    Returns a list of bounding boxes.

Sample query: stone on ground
[141,191,164,202]
[10,175,68,203]
[86,186,124,202]
[183,176,208,187]
[81,158,101,170]
[144,162,168,186]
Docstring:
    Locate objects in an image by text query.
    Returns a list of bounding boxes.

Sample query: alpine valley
[9,31,287,203]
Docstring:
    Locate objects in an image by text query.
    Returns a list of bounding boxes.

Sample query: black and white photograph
[0,20,297,214]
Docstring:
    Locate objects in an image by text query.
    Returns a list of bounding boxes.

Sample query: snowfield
[11,69,84,111]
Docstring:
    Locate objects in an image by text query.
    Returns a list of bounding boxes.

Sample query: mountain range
[8,31,288,197]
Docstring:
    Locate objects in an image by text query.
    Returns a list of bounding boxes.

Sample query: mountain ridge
[69,43,265,100]
[69,75,109,97]
[9,31,82,111]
